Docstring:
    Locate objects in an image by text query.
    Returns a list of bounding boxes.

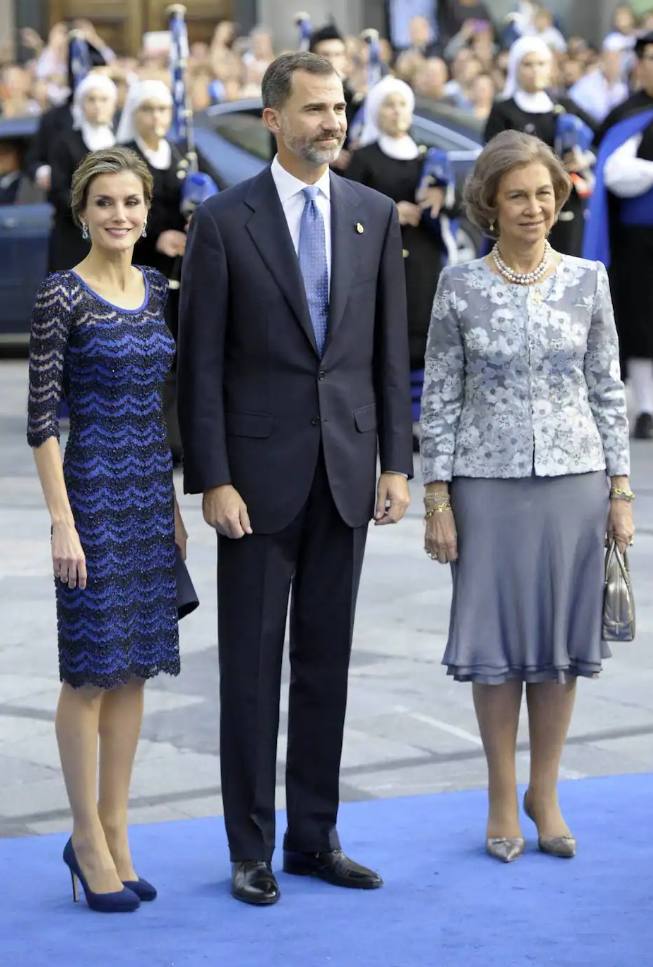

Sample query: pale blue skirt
[443,472,611,684]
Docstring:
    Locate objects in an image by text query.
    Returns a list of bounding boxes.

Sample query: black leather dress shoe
[634,412,653,440]
[231,861,280,905]
[282,848,383,889]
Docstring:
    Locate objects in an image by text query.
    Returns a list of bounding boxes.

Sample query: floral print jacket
[420,256,630,482]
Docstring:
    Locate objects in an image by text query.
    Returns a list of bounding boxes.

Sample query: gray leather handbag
[602,540,635,642]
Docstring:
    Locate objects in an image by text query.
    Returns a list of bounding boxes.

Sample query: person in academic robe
[48,72,117,271]
[116,81,186,327]
[584,32,653,440]
[116,78,187,461]
[25,34,110,193]
[347,76,455,431]
[484,36,596,256]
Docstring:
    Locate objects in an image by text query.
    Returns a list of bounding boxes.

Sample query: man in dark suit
[177,51,413,906]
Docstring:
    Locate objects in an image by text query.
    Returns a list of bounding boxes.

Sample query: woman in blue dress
[27,146,186,912]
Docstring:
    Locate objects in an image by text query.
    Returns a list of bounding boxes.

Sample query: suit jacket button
[318,370,326,381]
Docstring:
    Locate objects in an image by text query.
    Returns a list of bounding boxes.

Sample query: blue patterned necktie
[298,186,329,355]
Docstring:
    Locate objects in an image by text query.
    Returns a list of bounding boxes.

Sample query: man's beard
[283,127,346,165]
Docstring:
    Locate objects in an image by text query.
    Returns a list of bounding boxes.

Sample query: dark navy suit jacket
[177,165,413,533]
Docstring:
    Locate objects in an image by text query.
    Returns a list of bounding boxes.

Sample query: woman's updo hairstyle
[70,146,154,227]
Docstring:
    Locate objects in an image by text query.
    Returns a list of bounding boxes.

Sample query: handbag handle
[604,540,629,583]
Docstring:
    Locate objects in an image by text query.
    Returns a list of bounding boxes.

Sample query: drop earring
[81,222,88,240]
[489,221,495,234]
[141,222,147,238]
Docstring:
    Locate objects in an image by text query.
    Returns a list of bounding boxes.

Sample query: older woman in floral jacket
[420,131,633,864]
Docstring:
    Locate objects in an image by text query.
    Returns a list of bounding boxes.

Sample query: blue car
[1,99,482,344]
[0,116,52,346]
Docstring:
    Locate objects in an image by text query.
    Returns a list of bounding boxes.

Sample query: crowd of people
[1,4,652,128]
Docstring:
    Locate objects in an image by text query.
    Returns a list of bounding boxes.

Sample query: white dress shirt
[604,133,653,197]
[270,155,332,287]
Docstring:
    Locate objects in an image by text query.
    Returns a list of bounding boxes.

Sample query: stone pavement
[1,359,652,838]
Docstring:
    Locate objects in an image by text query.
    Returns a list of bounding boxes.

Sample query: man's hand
[374,473,410,525]
[202,485,253,539]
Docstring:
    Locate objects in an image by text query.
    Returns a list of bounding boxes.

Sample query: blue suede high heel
[123,878,157,901]
[63,838,140,912]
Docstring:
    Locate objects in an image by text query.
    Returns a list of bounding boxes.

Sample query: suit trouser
[217,451,368,861]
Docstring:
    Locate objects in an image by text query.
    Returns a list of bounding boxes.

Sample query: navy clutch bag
[175,545,199,619]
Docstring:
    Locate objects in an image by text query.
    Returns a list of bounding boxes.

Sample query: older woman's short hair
[71,146,153,226]
[464,130,572,238]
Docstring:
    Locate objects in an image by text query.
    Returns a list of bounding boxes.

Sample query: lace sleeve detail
[143,266,170,315]
[419,268,465,483]
[584,262,630,476]
[26,274,72,448]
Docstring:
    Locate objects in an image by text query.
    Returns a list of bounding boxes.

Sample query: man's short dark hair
[309,24,344,53]
[262,52,337,109]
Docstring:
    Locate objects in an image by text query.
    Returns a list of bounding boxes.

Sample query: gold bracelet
[424,493,450,504]
[610,488,635,502]
[425,504,451,518]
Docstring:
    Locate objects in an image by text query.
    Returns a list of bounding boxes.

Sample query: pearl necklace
[492,241,551,285]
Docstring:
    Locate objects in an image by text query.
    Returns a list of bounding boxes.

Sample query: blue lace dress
[27,267,180,688]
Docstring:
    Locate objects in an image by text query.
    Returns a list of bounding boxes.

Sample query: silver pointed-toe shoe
[536,835,576,858]
[485,837,525,863]
[523,792,576,858]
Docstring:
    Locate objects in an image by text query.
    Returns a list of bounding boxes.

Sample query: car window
[411,120,474,153]
[413,98,484,139]
[206,111,270,161]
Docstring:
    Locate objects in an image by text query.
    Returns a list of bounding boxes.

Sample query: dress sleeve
[143,267,170,315]
[26,274,72,448]
[419,268,465,483]
[584,262,630,476]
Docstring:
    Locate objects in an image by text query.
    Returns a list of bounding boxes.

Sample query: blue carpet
[3,774,653,967]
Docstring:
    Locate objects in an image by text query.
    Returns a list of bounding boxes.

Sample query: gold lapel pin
[355,222,364,234]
